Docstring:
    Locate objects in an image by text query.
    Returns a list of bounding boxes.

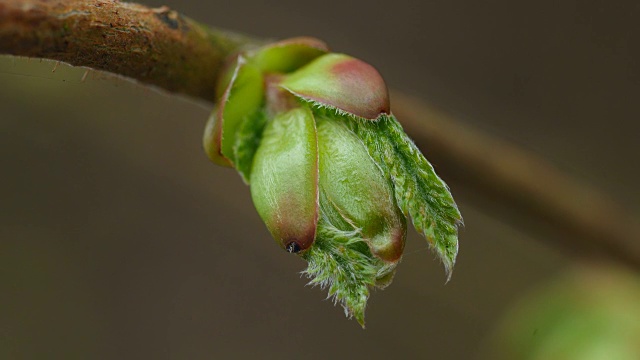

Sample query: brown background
[1,0,638,358]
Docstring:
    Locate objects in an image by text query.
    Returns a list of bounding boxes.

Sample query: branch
[2,0,639,269]
[0,0,260,99]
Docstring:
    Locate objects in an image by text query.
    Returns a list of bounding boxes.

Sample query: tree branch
[2,0,639,269]
[0,0,260,99]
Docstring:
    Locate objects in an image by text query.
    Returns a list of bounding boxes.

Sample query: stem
[1,0,639,269]
[0,0,261,100]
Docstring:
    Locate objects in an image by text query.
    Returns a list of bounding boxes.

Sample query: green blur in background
[487,265,640,360]
[1,0,639,359]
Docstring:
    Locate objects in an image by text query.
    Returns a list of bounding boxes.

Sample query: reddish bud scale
[281,53,390,120]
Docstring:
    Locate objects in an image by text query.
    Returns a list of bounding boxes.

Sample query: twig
[0,0,260,99]
[1,0,639,269]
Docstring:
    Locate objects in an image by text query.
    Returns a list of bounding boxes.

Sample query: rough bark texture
[0,0,258,100]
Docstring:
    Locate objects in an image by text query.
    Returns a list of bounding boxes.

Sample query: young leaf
[303,192,381,327]
[341,114,463,279]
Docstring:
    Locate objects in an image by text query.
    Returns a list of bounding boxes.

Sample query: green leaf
[303,191,382,328]
[340,114,462,279]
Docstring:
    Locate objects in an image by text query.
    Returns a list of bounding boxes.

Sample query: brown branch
[2,0,639,269]
[0,0,260,100]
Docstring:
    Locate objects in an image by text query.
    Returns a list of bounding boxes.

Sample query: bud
[202,37,462,326]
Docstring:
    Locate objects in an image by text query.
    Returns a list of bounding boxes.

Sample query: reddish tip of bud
[371,223,406,263]
[267,193,318,252]
[329,58,390,117]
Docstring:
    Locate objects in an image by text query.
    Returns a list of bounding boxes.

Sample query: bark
[0,0,259,99]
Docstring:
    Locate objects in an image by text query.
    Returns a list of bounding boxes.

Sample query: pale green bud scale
[250,107,319,252]
[248,37,329,73]
[203,59,264,167]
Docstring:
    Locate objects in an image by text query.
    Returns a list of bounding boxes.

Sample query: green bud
[202,37,462,326]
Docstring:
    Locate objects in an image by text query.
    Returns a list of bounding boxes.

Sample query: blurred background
[1,0,639,358]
